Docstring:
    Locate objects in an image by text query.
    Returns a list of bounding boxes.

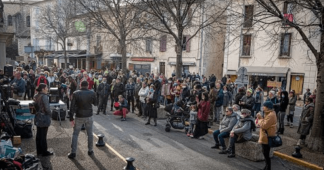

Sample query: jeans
[141,102,147,117]
[213,130,230,148]
[214,105,222,121]
[287,111,294,123]
[113,108,128,118]
[228,134,246,154]
[262,144,271,169]
[36,127,48,154]
[71,117,93,154]
[278,111,286,129]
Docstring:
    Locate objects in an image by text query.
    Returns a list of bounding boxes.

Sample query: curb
[274,151,323,170]
[185,121,323,170]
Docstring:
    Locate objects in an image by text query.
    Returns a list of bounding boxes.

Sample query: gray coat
[288,96,297,112]
[297,103,314,136]
[34,93,52,127]
[219,112,238,133]
[232,116,255,141]
[223,91,232,107]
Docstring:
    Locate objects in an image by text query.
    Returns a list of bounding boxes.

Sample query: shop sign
[131,57,154,62]
[267,81,282,87]
[251,73,268,76]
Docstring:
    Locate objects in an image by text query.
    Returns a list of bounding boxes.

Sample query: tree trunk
[120,37,127,74]
[64,44,68,69]
[176,31,183,78]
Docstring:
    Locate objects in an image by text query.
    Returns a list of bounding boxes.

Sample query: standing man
[34,72,49,87]
[68,81,97,159]
[214,83,224,122]
[11,71,26,100]
[112,77,125,102]
[125,78,135,113]
[153,74,162,103]
[134,77,142,116]
[303,88,311,104]
[97,78,110,115]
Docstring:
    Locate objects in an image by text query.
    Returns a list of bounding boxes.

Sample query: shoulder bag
[266,130,282,147]
[34,94,51,127]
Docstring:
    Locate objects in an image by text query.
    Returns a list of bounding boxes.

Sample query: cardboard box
[13,136,21,145]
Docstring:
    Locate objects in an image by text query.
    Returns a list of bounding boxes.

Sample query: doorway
[160,62,165,75]
[290,75,304,95]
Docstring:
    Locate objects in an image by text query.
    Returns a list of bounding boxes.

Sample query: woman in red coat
[193,92,210,139]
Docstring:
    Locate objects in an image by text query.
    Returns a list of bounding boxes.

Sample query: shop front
[128,57,155,75]
[168,57,197,77]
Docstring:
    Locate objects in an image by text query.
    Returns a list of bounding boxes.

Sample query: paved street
[91,108,304,170]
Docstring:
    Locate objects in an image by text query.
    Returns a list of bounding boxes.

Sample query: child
[187,105,197,137]
[113,95,128,121]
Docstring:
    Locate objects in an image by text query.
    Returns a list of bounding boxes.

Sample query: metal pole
[86,19,90,71]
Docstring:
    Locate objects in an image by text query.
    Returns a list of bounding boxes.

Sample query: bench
[223,134,274,161]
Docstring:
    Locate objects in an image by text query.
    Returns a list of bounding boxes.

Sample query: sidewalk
[18,118,125,170]
[208,121,324,169]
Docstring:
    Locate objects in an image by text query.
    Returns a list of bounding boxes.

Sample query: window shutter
[280,33,284,56]
[244,6,254,27]
[186,35,191,52]
[288,33,291,56]
[160,35,167,52]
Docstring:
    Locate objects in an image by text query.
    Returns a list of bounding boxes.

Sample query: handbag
[34,94,51,127]
[266,130,282,147]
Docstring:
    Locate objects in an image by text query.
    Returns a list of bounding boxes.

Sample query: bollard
[81,124,85,130]
[96,134,105,147]
[123,157,136,170]
[292,146,303,158]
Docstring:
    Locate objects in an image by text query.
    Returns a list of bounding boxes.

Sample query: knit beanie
[263,101,273,110]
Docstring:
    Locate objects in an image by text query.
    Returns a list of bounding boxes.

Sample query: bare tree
[37,0,77,69]
[130,0,229,78]
[235,0,324,151]
[75,0,149,73]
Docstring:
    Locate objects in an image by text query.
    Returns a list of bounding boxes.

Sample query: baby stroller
[164,100,190,132]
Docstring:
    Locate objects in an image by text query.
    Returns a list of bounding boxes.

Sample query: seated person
[226,109,256,158]
[211,107,238,154]
[113,95,128,121]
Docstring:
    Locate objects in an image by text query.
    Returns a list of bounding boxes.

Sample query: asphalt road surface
[91,110,304,170]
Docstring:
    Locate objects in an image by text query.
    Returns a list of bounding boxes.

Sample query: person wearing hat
[226,109,256,158]
[34,72,49,88]
[266,90,280,114]
[256,101,277,170]
[239,89,255,116]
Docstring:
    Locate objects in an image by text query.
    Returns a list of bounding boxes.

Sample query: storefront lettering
[131,58,154,62]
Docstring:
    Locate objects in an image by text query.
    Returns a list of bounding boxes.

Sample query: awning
[169,62,196,66]
[227,70,236,75]
[244,66,289,77]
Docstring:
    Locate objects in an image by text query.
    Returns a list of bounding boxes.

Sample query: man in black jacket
[113,77,125,102]
[97,78,110,115]
[125,78,135,113]
[68,81,97,159]
[153,75,162,103]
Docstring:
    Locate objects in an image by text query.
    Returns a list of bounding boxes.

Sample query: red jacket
[197,101,210,122]
[81,77,94,90]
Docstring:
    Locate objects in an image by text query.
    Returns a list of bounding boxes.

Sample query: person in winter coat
[266,91,280,114]
[134,78,142,116]
[181,83,190,101]
[34,83,53,156]
[239,89,255,116]
[303,88,312,104]
[23,72,32,100]
[110,79,116,111]
[277,91,289,134]
[145,85,158,126]
[113,78,125,102]
[97,78,110,115]
[11,71,26,100]
[287,91,297,128]
[211,107,238,153]
[222,86,232,115]
[125,78,135,113]
[297,98,314,146]
[256,101,277,170]
[214,83,224,122]
[193,92,210,139]
[113,95,128,121]
[34,72,49,88]
[161,78,173,105]
[226,109,256,158]
[253,87,264,116]
[209,83,218,124]
[138,82,149,119]
[234,88,245,105]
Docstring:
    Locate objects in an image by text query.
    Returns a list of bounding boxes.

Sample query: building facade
[224,0,318,95]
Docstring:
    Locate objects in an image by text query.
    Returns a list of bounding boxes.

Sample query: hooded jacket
[232,116,256,141]
[297,103,314,136]
[279,91,289,112]
[219,112,238,133]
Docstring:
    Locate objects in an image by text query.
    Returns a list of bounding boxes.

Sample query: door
[290,75,304,95]
[134,64,151,75]
[160,62,165,75]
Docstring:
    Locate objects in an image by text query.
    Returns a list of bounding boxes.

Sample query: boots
[211,143,220,149]
[219,147,228,154]
[96,110,100,115]
[290,122,294,128]
[154,118,157,126]
[145,118,151,125]
[227,145,235,158]
[281,128,284,135]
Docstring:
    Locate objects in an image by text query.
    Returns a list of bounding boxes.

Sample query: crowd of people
[0,62,318,169]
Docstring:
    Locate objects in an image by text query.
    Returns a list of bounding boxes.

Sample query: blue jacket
[215,89,224,107]
[120,99,128,108]
[11,78,26,93]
